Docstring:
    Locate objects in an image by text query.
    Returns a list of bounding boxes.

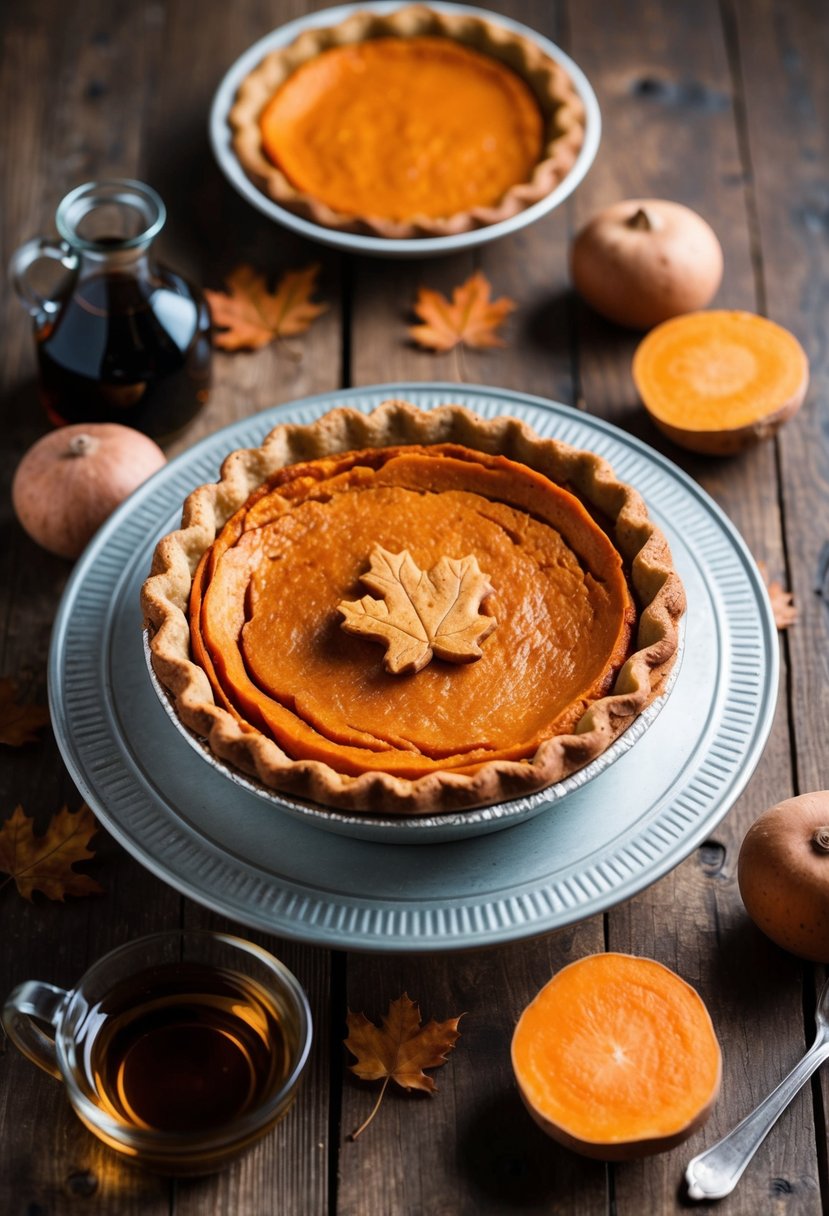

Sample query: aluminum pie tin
[48,384,778,953]
[143,631,683,844]
[208,1,601,259]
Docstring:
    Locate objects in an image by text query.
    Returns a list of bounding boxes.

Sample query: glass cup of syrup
[9,179,212,441]
[2,930,312,1175]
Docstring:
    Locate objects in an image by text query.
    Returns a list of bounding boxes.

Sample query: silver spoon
[685,976,829,1201]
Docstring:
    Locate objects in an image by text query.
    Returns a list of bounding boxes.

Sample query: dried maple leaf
[0,804,103,901]
[0,677,50,747]
[205,263,327,350]
[409,271,516,351]
[338,546,495,675]
[757,561,798,630]
[345,993,462,1140]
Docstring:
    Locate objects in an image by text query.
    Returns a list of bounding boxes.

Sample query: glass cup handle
[2,980,69,1080]
[8,237,78,320]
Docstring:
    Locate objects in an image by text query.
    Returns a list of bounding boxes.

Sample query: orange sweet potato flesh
[633,310,809,455]
[511,953,721,1160]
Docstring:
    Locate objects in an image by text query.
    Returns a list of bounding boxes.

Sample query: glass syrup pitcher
[10,179,212,441]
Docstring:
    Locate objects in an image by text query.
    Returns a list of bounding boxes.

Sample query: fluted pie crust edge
[140,401,686,815]
[228,4,586,238]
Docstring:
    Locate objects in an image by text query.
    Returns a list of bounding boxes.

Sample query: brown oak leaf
[0,804,103,901]
[345,993,462,1140]
[409,271,516,351]
[0,678,50,747]
[757,561,798,630]
[338,546,496,675]
[205,263,327,350]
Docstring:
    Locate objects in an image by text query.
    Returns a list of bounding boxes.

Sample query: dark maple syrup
[78,962,289,1134]
[36,259,211,441]
[12,181,213,440]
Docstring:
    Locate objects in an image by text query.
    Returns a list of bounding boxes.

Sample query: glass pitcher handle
[2,980,68,1080]
[8,238,78,320]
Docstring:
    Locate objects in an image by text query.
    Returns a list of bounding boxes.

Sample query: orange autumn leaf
[0,677,50,747]
[205,264,327,350]
[0,804,103,901]
[409,271,516,351]
[757,561,798,630]
[345,993,462,1139]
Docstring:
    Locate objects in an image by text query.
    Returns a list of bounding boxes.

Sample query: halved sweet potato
[633,310,809,455]
[511,952,721,1160]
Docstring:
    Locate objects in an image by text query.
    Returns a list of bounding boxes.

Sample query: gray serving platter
[208,1,602,258]
[49,384,778,953]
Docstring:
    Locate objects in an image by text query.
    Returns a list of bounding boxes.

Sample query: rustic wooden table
[2,0,828,1212]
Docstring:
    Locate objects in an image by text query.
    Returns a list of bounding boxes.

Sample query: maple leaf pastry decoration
[338,546,496,675]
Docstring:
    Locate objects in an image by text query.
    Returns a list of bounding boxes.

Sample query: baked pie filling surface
[259,37,544,221]
[190,444,635,781]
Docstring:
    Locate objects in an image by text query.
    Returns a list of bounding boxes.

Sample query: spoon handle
[685,1033,829,1201]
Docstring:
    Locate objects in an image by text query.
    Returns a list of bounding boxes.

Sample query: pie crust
[141,401,685,816]
[229,5,586,238]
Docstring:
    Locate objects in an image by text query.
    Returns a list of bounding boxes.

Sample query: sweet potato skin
[649,388,806,456]
[739,792,829,963]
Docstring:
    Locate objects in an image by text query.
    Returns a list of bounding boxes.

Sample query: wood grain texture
[337,927,606,1216]
[1,4,177,1214]
[138,0,344,460]
[567,0,817,1211]
[2,0,828,1212]
[732,0,829,1203]
[733,0,829,791]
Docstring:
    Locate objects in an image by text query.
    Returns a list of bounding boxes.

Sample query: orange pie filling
[189,444,636,783]
[258,36,545,221]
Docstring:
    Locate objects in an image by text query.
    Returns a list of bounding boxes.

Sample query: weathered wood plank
[568,0,813,1211]
[733,0,829,805]
[336,928,607,1216]
[732,0,829,1206]
[0,4,178,1213]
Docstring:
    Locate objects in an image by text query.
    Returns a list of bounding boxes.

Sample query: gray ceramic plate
[208,1,601,258]
[49,385,778,953]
